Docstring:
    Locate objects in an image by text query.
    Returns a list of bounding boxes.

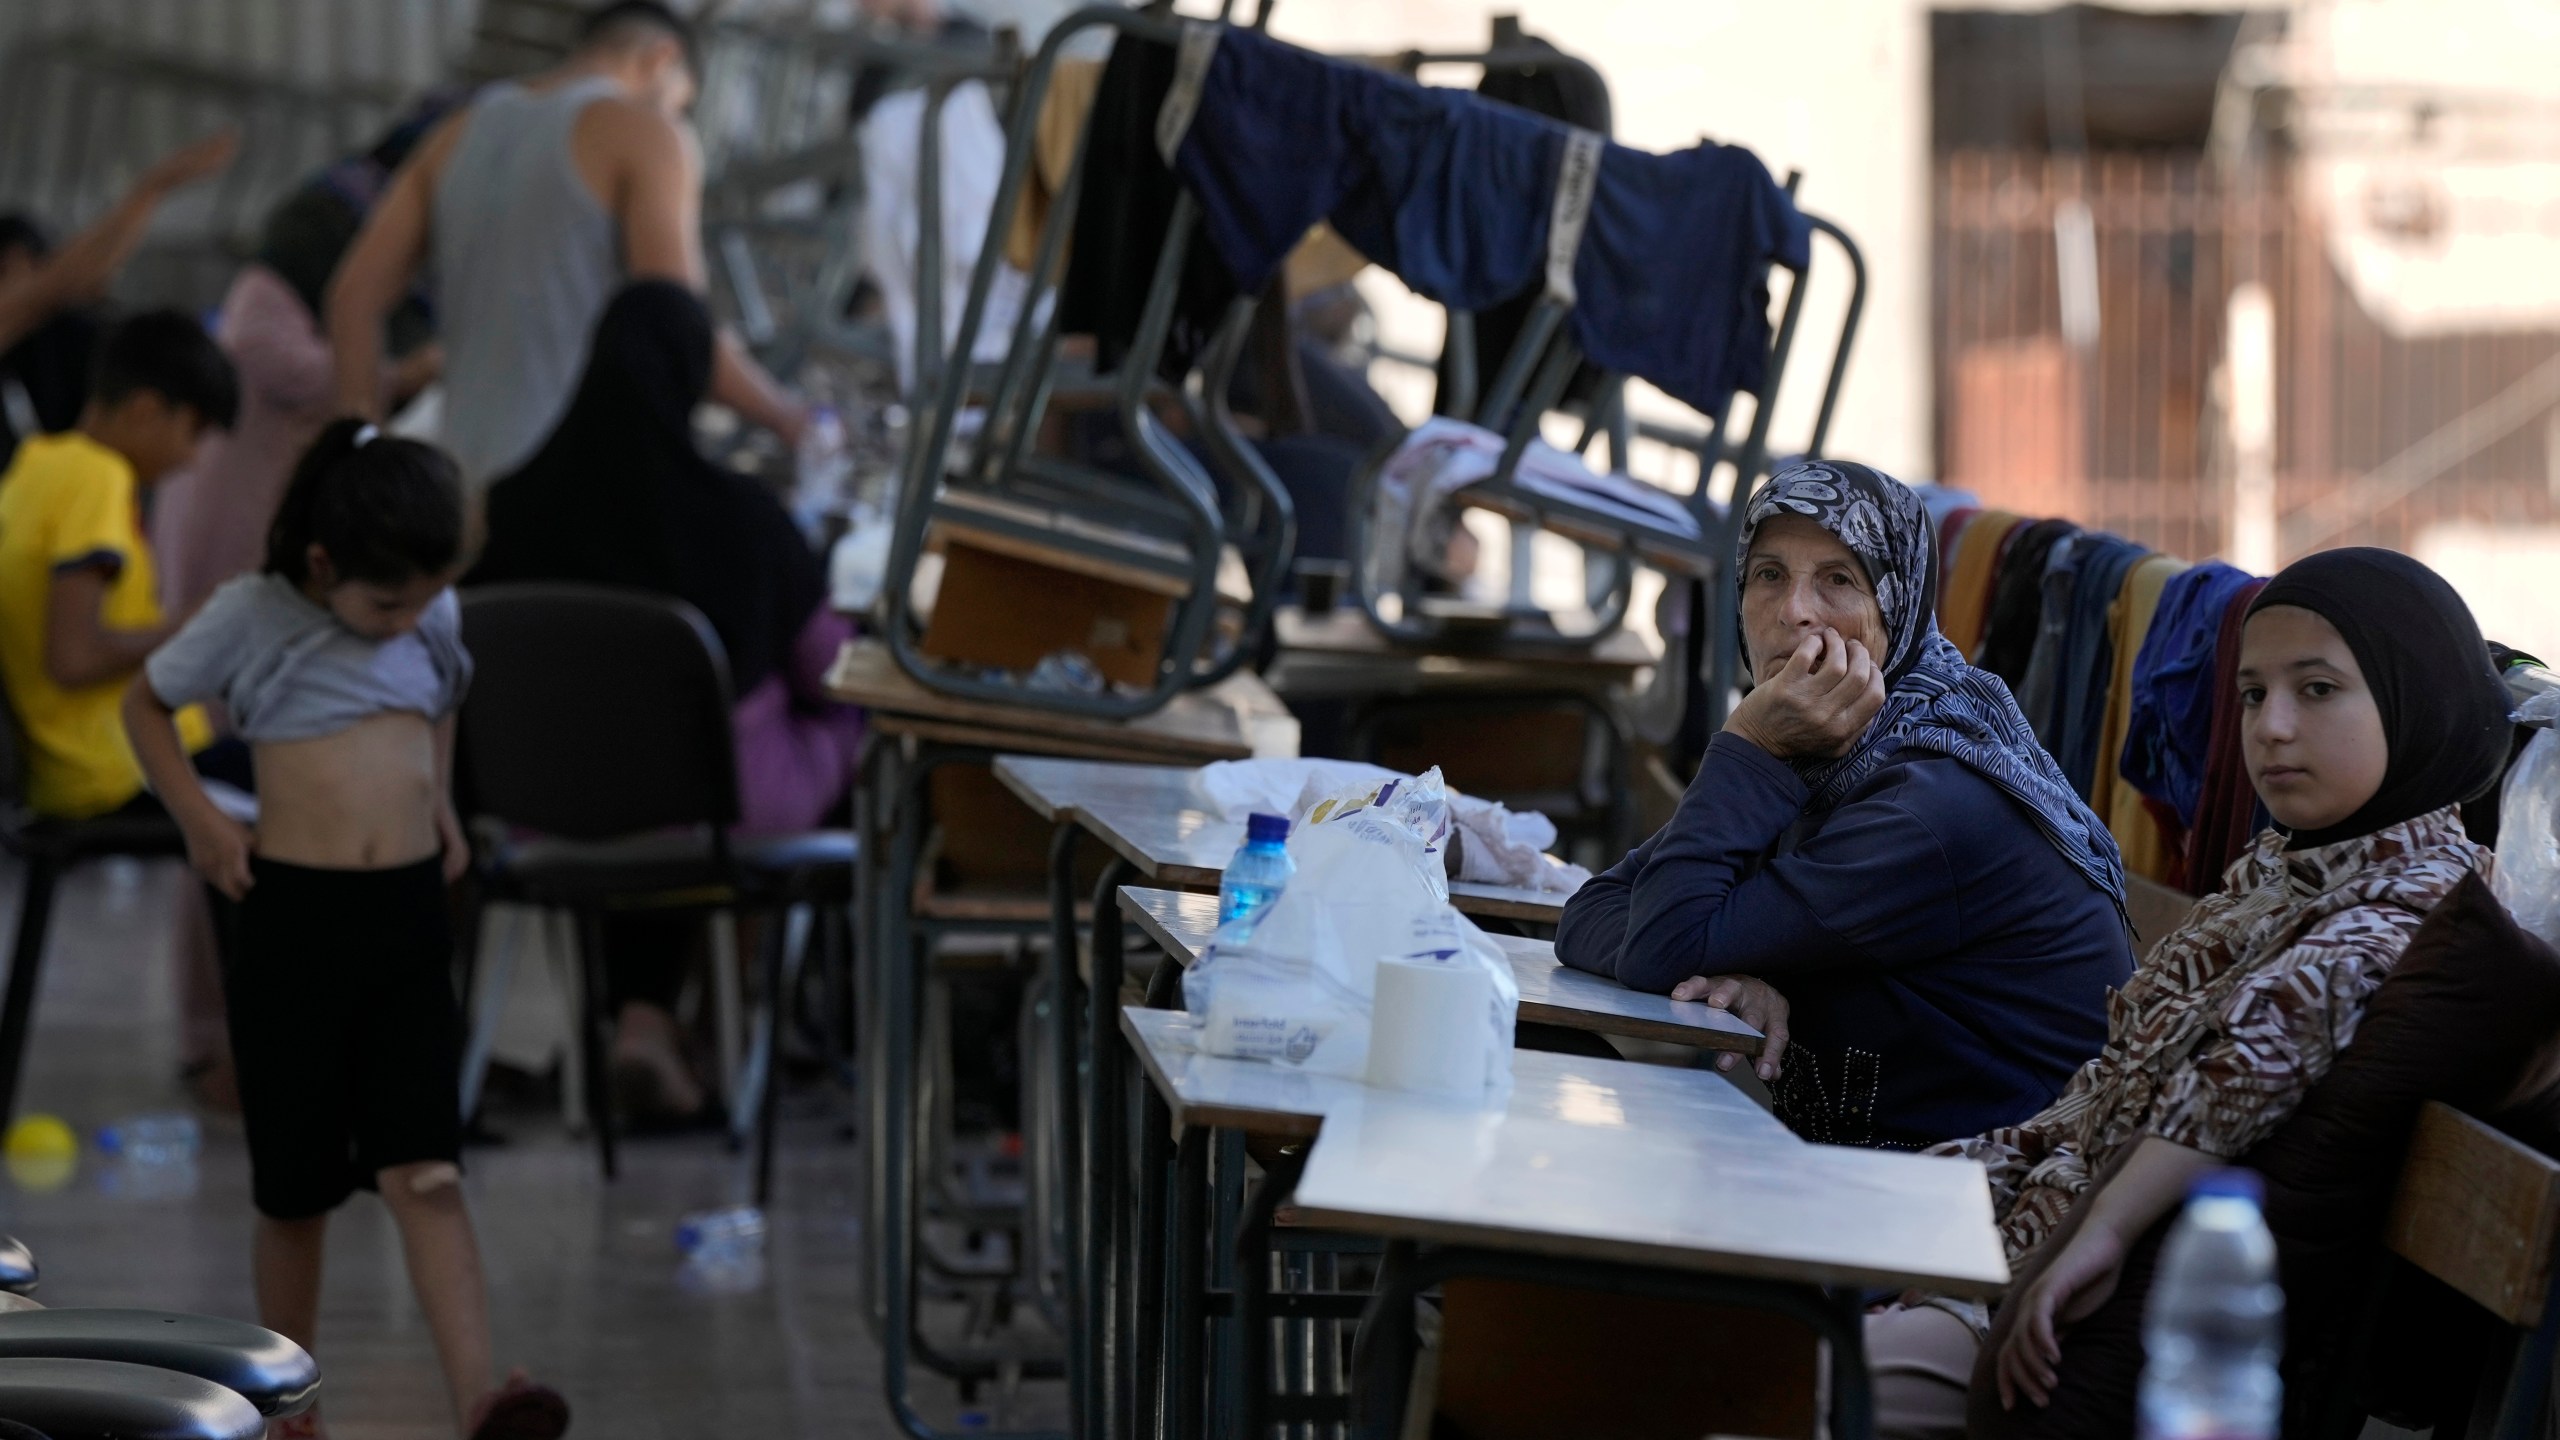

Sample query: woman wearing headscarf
[1556,460,2132,1151]
[468,279,864,1120]
[151,93,461,615]
[1868,548,2513,1438]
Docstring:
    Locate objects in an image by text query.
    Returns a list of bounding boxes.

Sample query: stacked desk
[1264,605,1658,702]
[1263,606,1660,855]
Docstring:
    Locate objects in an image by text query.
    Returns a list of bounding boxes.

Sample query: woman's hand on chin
[1670,974,1789,1080]
[1724,628,1886,760]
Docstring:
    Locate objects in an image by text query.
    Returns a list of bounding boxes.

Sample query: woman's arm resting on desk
[1670,974,1790,1080]
[1995,1136,2215,1411]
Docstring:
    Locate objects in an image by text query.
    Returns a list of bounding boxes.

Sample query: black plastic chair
[0,693,186,1131]
[0,1311,316,1421]
[0,1358,262,1440]
[456,584,854,1194]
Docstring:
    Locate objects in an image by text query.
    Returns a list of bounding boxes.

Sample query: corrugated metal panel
[0,1,480,308]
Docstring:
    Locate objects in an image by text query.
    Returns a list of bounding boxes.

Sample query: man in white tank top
[328,1,807,516]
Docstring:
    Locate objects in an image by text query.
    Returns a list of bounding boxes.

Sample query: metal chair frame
[1347,193,1867,657]
[879,4,1300,721]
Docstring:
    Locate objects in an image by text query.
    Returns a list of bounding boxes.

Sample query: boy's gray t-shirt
[146,573,472,743]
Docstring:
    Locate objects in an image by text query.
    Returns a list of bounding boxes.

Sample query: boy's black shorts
[225,855,461,1220]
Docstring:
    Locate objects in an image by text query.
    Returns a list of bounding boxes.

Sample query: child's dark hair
[266,419,464,587]
[90,309,240,430]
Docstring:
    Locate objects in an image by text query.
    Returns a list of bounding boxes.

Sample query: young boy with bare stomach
[123,420,568,1440]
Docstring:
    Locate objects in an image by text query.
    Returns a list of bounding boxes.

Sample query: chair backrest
[456,584,740,842]
[2387,1101,2560,1329]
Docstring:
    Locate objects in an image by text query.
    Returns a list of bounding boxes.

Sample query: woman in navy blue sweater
[1556,462,2131,1149]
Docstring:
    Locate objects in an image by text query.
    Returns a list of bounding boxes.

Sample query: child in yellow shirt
[0,310,236,817]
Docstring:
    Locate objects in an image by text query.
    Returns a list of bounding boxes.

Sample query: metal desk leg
[1348,1241,1424,1440]
[1168,1124,1211,1440]
[1083,857,1137,1440]
[1825,1287,1875,1440]
[1208,1130,1246,1436]
[856,735,898,1340]
[1045,821,1093,1438]
[1133,1081,1173,1440]
[1236,1146,1311,1440]
[876,740,942,1437]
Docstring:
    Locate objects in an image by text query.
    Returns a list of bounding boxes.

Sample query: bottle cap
[2188,1168,2264,1205]
[1246,813,1291,844]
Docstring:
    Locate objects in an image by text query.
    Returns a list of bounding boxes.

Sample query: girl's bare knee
[378,1161,463,1206]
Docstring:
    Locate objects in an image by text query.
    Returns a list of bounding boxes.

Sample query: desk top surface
[1121,1006,2005,1294]
[1119,1005,1775,1143]
[1289,1061,2010,1295]
[1117,887,1757,1053]
[825,641,1282,763]
[997,759,1575,922]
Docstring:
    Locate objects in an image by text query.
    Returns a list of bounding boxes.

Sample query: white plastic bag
[1181,769,1517,1097]
[1191,759,1592,894]
[2496,690,2560,947]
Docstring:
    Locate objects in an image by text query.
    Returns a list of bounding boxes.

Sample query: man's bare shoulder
[404,107,474,190]
[573,94,687,168]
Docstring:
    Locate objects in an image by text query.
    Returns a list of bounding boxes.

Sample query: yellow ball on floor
[3,1115,76,1193]
[3,1115,74,1163]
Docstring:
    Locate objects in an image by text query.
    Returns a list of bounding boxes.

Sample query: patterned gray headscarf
[1739,460,2126,904]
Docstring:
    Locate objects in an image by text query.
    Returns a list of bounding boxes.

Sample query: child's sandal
[466,1376,569,1440]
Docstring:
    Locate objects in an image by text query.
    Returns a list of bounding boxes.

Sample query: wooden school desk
[990,755,1573,922]
[1104,887,1771,1438]
[1264,606,1658,855]
[1114,1005,1793,1438]
[990,748,1590,1435]
[822,639,1280,1440]
[1263,604,1657,702]
[1292,1065,2008,1440]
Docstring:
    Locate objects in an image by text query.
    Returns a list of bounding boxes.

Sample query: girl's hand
[1996,1222,2128,1411]
[437,803,471,885]
[1669,974,1790,1081]
[182,813,256,900]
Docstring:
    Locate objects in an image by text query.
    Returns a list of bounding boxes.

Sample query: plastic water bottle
[675,1204,767,1265]
[792,407,851,530]
[97,1114,201,1167]
[1218,814,1296,928]
[2140,1170,2284,1440]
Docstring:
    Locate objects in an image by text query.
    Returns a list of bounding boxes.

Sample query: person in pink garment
[154,96,460,617]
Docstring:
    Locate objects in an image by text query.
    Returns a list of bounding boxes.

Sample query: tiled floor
[0,856,1066,1439]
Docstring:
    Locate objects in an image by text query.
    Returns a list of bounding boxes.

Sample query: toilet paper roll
[1365,956,1495,1100]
